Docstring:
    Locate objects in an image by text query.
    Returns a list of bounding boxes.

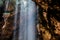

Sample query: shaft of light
[12,0,19,40]
[27,1,37,40]
[19,0,28,40]
[19,0,37,40]
[5,0,10,11]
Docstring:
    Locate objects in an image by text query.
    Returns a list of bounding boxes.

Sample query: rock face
[0,0,60,40]
[0,0,14,40]
[0,0,5,40]
[33,0,60,40]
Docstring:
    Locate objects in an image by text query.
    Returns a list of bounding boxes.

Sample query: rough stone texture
[0,0,60,40]
[33,0,60,40]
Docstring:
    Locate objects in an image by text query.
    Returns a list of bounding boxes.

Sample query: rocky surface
[33,0,60,40]
[0,0,60,40]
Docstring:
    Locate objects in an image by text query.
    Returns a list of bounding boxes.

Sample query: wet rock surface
[0,0,60,40]
[33,0,60,40]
